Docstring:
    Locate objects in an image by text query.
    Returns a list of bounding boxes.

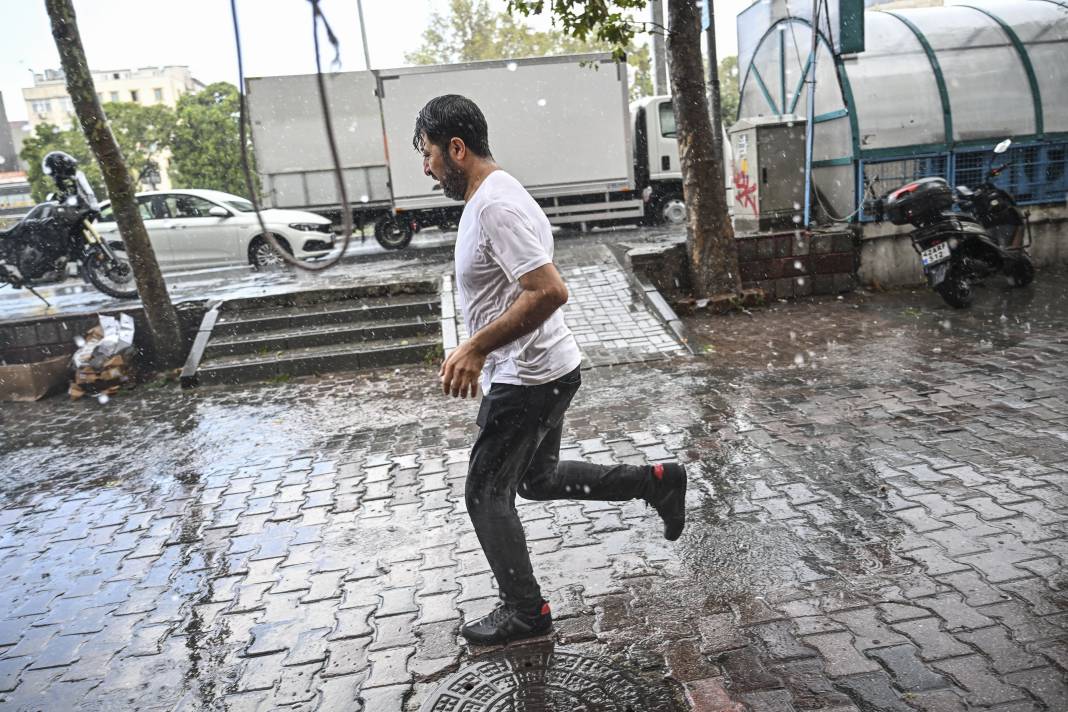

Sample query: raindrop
[793,353,805,366]
[96,393,109,405]
[797,277,806,286]
[506,62,518,72]
[582,485,591,494]
[65,195,78,206]
[0,156,5,165]
[43,165,52,175]
[564,485,571,492]
[940,320,951,330]
[932,347,942,353]
[789,330,797,341]
[360,195,369,203]
[792,214,801,224]
[792,202,801,210]
[74,335,86,347]
[999,314,1008,322]
[348,121,358,133]
[793,260,803,270]
[537,99,547,107]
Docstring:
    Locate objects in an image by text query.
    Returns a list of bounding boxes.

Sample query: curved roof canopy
[737,0,1068,160]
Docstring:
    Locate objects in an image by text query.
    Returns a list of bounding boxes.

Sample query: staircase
[181,281,443,386]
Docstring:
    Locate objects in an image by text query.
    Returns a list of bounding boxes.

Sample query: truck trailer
[246,53,728,250]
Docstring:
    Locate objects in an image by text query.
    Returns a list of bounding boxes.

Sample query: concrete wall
[858,204,1068,289]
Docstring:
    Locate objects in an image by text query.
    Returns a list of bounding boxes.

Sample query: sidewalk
[0,261,1066,710]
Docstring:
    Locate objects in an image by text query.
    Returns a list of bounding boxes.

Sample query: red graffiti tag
[733,170,758,215]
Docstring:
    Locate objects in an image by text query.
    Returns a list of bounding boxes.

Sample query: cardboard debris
[0,355,71,402]
[69,314,136,400]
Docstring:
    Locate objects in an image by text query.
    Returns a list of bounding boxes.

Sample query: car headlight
[289,223,327,232]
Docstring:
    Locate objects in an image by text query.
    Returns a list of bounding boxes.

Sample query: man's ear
[450,137,466,162]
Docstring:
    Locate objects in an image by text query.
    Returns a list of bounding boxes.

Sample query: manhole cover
[419,646,676,711]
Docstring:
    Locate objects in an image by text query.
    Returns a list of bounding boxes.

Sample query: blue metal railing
[857,138,1068,222]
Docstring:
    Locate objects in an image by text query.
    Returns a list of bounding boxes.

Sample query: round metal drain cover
[420,646,668,711]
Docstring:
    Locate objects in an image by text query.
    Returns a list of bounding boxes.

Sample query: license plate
[921,242,951,266]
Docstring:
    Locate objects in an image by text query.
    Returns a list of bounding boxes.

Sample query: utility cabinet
[729,116,807,233]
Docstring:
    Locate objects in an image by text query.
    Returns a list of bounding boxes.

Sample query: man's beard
[438,153,468,201]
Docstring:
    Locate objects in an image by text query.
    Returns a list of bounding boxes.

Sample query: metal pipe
[356,0,372,70]
[651,0,668,95]
[705,1,724,162]
[802,0,820,228]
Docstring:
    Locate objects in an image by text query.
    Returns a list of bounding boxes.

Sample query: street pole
[356,0,372,70]
[702,0,723,162]
[651,0,668,95]
[802,0,820,228]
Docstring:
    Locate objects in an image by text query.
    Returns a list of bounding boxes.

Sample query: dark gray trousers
[466,366,652,611]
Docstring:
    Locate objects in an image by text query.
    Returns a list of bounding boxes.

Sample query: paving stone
[801,632,881,677]
[909,594,995,632]
[833,671,916,712]
[751,621,816,661]
[684,676,746,712]
[866,644,949,692]
[955,625,1045,674]
[1004,666,1068,710]
[931,656,1029,706]
[891,618,972,661]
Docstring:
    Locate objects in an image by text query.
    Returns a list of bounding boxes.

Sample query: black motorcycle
[0,152,138,301]
[881,139,1034,309]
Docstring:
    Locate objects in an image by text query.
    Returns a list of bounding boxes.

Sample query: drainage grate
[419,646,675,711]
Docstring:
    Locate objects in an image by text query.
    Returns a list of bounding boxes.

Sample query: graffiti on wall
[734,166,758,215]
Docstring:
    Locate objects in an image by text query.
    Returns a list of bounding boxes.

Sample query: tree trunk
[667,0,740,297]
[45,0,184,369]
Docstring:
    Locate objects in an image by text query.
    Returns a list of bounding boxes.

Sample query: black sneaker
[646,463,687,541]
[461,601,553,645]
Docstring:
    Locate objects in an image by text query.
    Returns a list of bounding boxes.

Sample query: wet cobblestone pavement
[1,263,1067,710]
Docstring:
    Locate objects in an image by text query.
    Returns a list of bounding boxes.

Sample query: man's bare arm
[440,263,568,398]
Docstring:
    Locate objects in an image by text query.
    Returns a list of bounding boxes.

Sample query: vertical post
[702,0,723,161]
[802,0,821,228]
[651,0,668,95]
[356,0,373,70]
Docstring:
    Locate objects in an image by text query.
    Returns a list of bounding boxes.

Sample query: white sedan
[96,189,335,271]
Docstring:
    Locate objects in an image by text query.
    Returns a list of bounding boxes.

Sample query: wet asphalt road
[0,255,1066,709]
[0,225,667,324]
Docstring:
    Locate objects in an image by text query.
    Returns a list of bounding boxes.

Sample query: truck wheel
[374,215,414,250]
[658,196,688,225]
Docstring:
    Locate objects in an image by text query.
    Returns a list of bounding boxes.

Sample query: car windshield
[225,198,255,212]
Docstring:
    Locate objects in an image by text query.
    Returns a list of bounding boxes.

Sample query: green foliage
[406,0,653,100]
[718,55,740,126]
[19,123,104,202]
[102,101,176,186]
[169,82,257,197]
[20,102,179,201]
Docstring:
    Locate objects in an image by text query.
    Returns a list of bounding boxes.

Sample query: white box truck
[246,53,729,250]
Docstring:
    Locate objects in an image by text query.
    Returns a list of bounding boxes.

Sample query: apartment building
[22,66,204,191]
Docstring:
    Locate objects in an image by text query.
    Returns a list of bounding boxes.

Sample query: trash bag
[69,313,136,400]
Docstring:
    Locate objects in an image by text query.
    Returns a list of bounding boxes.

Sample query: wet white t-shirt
[455,170,581,393]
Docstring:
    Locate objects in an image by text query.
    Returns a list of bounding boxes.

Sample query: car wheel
[249,235,291,269]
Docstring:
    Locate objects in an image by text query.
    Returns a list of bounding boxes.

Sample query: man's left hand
[440,340,485,398]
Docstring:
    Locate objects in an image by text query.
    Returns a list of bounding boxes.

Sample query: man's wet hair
[413,94,492,158]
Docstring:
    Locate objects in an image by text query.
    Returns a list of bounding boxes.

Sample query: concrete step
[205,317,440,359]
[196,333,442,385]
[214,293,441,338]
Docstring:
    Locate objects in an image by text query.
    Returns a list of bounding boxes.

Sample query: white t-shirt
[455,169,582,392]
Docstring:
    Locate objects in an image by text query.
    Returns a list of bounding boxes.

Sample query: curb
[605,244,695,355]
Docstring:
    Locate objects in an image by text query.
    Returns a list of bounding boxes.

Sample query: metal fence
[858,138,1068,221]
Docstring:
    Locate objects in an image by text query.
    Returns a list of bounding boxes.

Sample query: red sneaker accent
[653,463,665,480]
[540,602,551,616]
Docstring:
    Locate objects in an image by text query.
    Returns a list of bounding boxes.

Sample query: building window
[112,73,120,80]
[31,100,51,114]
[130,89,139,103]
[110,91,119,102]
[63,97,74,113]
[154,88,163,102]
